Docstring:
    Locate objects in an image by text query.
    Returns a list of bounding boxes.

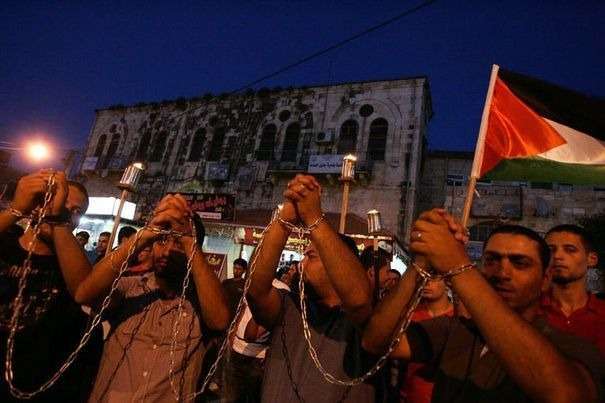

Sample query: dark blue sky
[2,0,604,161]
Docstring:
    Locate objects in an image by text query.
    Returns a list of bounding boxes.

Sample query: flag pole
[461,64,500,227]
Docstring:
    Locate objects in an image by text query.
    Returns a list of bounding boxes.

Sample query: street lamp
[25,141,52,163]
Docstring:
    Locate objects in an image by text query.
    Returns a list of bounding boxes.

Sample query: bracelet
[411,261,476,281]
[6,207,25,219]
[276,216,298,232]
[306,214,326,233]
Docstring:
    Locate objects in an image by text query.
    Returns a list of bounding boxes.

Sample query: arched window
[337,120,358,154]
[282,123,300,162]
[257,124,276,161]
[302,112,313,129]
[136,130,151,160]
[94,134,106,157]
[188,128,206,162]
[149,131,168,162]
[368,118,388,161]
[101,133,120,169]
[208,127,225,161]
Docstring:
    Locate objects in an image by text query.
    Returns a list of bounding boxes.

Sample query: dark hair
[76,231,90,240]
[338,234,359,259]
[233,258,248,270]
[484,225,551,271]
[117,226,137,244]
[359,247,390,270]
[546,224,595,253]
[99,231,111,239]
[67,180,89,212]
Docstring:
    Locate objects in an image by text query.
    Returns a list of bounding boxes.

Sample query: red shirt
[400,304,454,403]
[541,293,605,357]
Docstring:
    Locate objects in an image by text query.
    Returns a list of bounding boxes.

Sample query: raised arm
[285,175,372,326]
[410,209,597,403]
[170,194,229,332]
[245,202,296,329]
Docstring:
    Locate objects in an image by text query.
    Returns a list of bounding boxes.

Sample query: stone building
[79,78,433,246]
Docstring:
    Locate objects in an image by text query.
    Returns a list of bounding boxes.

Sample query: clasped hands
[279,174,323,228]
[409,209,472,274]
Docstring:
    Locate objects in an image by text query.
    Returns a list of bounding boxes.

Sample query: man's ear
[587,251,598,269]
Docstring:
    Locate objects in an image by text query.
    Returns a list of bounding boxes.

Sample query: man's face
[151,236,187,278]
[96,235,110,254]
[547,231,597,285]
[233,264,246,279]
[301,243,330,288]
[421,278,448,301]
[482,233,545,313]
[76,234,88,247]
[66,185,88,230]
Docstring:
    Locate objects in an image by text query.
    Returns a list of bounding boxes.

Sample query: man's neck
[551,278,589,316]
[425,295,453,317]
[19,231,54,256]
[154,274,182,298]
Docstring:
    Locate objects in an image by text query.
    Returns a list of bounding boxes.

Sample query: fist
[12,170,67,216]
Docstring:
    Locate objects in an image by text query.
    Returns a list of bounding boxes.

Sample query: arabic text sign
[308,154,344,174]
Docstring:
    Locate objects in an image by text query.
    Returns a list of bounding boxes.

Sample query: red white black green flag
[476,66,605,184]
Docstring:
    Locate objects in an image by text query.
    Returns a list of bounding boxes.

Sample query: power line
[170,0,438,121]
[229,0,438,94]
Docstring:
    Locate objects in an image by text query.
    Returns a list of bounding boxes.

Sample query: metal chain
[5,197,151,400]
[175,215,276,402]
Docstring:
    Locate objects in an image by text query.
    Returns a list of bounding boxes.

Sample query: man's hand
[149,194,193,236]
[409,209,470,273]
[11,170,61,215]
[278,199,299,224]
[49,171,68,216]
[283,174,322,226]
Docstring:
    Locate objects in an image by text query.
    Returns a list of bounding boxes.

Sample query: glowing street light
[25,141,51,163]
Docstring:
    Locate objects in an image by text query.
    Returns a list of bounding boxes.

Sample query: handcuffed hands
[283,174,323,227]
[409,209,471,273]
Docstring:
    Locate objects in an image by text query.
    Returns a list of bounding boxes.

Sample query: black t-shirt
[406,316,605,403]
[0,232,102,402]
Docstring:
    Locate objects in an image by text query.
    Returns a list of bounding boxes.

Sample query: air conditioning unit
[315,129,335,144]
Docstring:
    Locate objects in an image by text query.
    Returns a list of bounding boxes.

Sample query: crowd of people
[0,170,603,402]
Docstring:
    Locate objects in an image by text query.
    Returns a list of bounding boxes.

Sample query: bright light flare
[25,141,51,162]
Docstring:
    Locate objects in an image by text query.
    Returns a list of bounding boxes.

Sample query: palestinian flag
[479,67,605,184]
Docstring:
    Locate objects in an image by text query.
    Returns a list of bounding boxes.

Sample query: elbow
[206,308,230,332]
[74,286,91,306]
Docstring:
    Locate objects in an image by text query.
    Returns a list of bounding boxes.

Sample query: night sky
[2,0,604,167]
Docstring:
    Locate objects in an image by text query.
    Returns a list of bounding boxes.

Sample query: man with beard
[74,194,229,402]
[363,210,603,403]
[542,224,605,356]
[0,170,102,402]
[246,174,375,402]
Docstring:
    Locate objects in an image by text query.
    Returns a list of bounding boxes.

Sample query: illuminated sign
[86,197,136,220]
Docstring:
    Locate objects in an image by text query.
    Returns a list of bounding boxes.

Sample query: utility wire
[169,0,438,120]
[229,0,438,94]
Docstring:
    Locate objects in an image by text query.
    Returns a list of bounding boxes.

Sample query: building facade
[79,78,432,244]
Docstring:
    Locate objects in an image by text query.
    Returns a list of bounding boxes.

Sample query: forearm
[0,210,20,234]
[187,245,230,331]
[75,229,153,306]
[310,221,372,324]
[452,269,593,402]
[245,221,288,328]
[52,225,92,297]
[362,267,418,355]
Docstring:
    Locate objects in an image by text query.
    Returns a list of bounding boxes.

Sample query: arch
[281,123,300,162]
[136,130,151,160]
[149,131,168,162]
[208,127,225,161]
[101,133,120,169]
[93,134,107,157]
[367,118,388,161]
[257,124,276,161]
[337,119,358,154]
[188,128,206,162]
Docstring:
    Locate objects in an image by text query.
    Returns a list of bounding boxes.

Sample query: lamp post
[367,209,383,304]
[106,162,145,254]
[338,154,357,233]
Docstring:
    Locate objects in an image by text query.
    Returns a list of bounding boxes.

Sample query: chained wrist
[6,207,26,220]
[412,261,475,281]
